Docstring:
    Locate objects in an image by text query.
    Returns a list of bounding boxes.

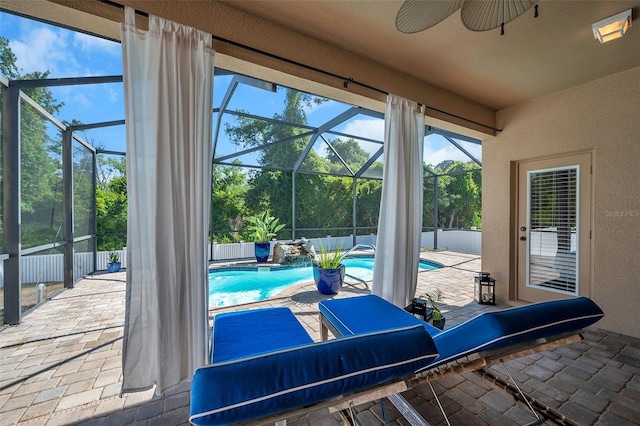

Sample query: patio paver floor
[0,251,638,425]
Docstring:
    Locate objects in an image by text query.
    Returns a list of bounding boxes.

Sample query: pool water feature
[208,256,442,308]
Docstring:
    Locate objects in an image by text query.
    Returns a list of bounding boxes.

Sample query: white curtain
[372,94,425,308]
[121,7,214,395]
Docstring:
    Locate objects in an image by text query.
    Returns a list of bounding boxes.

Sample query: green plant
[420,289,443,321]
[245,211,285,243]
[108,251,120,263]
[315,242,345,269]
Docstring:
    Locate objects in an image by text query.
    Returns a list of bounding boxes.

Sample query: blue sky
[0,11,480,165]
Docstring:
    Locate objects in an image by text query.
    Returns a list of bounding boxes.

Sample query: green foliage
[245,211,285,242]
[219,85,483,237]
[419,289,443,321]
[1,37,67,249]
[315,243,345,269]
[0,37,20,79]
[356,178,383,228]
[424,162,482,230]
[108,251,120,263]
[95,155,127,251]
[97,156,127,191]
[211,163,248,238]
[325,138,370,174]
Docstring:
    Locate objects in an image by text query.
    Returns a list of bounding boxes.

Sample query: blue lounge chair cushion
[427,296,604,369]
[190,319,439,425]
[211,307,313,363]
[319,294,442,337]
[320,295,604,371]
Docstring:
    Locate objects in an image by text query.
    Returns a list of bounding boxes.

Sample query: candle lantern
[404,298,433,322]
[474,272,496,305]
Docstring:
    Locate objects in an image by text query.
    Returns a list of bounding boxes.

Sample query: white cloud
[318,118,478,167]
[73,32,119,57]
[423,140,475,167]
[9,19,118,78]
[71,92,92,109]
[303,98,340,115]
[341,118,384,142]
[10,26,74,76]
[107,87,120,103]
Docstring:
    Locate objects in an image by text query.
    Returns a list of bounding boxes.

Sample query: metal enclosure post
[291,172,296,240]
[62,129,74,288]
[433,175,439,250]
[2,86,22,325]
[352,177,357,246]
[92,151,98,270]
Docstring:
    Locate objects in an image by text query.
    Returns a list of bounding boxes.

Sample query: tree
[210,163,248,242]
[225,89,328,233]
[1,37,65,249]
[220,85,483,239]
[95,155,127,251]
[427,161,482,229]
[222,88,390,238]
[326,138,370,174]
[97,155,126,191]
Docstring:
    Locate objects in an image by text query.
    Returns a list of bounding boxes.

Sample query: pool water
[208,257,442,307]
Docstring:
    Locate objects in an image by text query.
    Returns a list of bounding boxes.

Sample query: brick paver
[0,251,638,425]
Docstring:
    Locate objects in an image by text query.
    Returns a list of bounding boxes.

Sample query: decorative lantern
[474,272,496,305]
[404,298,433,322]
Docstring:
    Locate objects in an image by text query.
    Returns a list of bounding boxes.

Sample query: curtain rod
[100,0,501,134]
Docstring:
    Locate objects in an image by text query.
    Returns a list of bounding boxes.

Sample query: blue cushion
[425,296,604,369]
[319,295,604,372]
[319,294,442,337]
[211,307,313,363]
[190,324,439,425]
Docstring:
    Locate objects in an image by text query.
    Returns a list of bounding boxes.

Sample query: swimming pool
[208,256,443,307]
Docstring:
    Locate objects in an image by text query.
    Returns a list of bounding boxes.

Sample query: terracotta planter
[313,264,345,295]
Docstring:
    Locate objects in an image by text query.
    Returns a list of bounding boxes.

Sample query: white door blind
[527,166,578,294]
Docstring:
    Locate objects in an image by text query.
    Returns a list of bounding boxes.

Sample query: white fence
[421,230,482,255]
[210,235,356,261]
[1,231,481,287]
[0,249,127,286]
[211,230,481,261]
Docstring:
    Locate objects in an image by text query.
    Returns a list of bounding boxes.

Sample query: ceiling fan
[396,0,539,35]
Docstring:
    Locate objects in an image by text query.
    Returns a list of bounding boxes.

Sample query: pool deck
[0,251,638,425]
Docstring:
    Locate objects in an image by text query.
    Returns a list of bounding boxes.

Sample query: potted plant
[312,243,346,295]
[245,211,285,263]
[424,289,446,330]
[107,251,121,273]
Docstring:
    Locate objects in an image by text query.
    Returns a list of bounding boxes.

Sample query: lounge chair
[190,296,603,425]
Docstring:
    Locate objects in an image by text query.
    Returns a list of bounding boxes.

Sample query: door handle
[520,236,526,241]
[520,226,526,231]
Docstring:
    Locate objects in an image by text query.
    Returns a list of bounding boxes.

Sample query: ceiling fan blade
[396,0,463,34]
[461,0,538,31]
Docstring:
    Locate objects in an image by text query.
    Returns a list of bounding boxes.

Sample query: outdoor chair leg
[427,381,452,426]
[500,361,545,426]
[388,393,433,426]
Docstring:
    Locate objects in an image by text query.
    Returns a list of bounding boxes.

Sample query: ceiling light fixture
[592,9,632,44]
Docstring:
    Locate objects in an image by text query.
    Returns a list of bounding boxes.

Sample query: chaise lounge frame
[237,332,582,425]
[190,295,604,425]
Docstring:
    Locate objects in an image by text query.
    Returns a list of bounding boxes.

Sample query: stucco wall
[482,66,640,338]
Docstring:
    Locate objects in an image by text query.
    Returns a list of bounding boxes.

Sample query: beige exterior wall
[483,66,640,338]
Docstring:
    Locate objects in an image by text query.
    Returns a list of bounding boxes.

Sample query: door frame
[512,150,594,302]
